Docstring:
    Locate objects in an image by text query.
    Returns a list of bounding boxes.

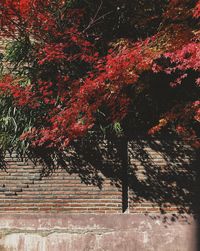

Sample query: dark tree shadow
[22,134,199,217]
[1,133,200,223]
[27,135,124,189]
[128,137,199,215]
[0,150,7,171]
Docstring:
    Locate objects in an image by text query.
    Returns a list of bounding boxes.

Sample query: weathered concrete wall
[0,140,198,250]
[0,214,197,251]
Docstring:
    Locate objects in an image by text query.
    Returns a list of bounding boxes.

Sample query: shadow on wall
[1,133,199,218]
[128,139,199,215]
[0,151,6,171]
[23,134,200,216]
[1,133,200,249]
[27,136,125,190]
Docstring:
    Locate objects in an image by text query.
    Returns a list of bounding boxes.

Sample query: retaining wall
[0,138,199,250]
[0,214,198,251]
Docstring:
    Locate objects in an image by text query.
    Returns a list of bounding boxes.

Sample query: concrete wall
[0,214,197,251]
[0,139,198,250]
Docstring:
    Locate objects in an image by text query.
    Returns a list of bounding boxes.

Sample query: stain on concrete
[0,245,7,251]
[0,214,197,251]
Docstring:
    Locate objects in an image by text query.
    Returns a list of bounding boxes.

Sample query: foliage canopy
[0,0,199,151]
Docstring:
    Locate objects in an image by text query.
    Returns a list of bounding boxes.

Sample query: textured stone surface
[0,214,197,251]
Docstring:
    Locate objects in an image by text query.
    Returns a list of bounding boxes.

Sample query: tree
[0,0,199,151]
